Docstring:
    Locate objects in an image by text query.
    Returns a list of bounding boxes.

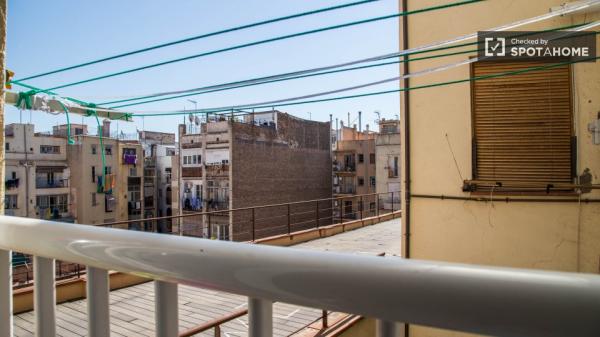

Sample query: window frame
[468,60,576,196]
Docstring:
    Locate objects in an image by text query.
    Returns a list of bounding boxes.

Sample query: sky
[5,0,400,137]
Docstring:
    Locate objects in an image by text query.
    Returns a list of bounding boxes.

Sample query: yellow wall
[399,1,600,336]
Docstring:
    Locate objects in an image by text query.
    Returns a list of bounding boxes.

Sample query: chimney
[366,124,370,134]
[358,111,362,132]
[102,119,111,138]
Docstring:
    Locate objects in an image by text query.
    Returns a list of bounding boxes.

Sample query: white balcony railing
[1,215,600,337]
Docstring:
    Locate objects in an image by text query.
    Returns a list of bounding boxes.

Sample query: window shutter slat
[472,61,573,185]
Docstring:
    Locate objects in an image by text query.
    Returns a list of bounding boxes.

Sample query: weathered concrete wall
[231,113,332,240]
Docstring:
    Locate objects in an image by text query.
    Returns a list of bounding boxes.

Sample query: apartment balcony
[181,142,202,149]
[0,214,599,337]
[333,165,356,176]
[182,166,203,178]
[35,178,68,189]
[4,178,19,190]
[333,185,356,195]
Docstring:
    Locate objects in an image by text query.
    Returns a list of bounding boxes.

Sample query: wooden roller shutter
[471,61,573,185]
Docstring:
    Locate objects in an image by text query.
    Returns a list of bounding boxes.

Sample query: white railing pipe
[0,216,599,337]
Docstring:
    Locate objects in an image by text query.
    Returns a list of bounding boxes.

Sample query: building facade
[332,123,377,221]
[375,118,401,211]
[4,122,143,225]
[139,131,177,231]
[67,121,143,225]
[399,1,600,336]
[4,124,73,221]
[173,111,332,241]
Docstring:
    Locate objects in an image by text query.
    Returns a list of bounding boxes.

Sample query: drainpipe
[401,0,411,335]
[401,0,411,261]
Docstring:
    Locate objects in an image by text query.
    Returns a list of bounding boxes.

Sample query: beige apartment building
[333,123,377,220]
[375,118,401,211]
[4,121,143,225]
[65,121,143,225]
[4,124,73,221]
[399,1,600,336]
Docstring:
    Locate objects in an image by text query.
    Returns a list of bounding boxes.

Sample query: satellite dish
[194,116,200,125]
[188,113,194,123]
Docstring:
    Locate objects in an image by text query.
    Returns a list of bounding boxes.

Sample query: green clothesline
[104,21,589,108]
[132,56,600,117]
[12,0,379,83]
[14,0,485,92]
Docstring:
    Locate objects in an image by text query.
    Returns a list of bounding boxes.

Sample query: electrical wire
[132,55,600,117]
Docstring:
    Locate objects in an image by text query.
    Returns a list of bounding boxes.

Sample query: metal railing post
[376,193,380,217]
[339,197,343,224]
[248,297,272,337]
[391,191,394,212]
[87,267,110,337]
[214,325,221,337]
[322,310,328,329]
[360,196,363,220]
[0,249,12,337]
[34,256,56,337]
[155,281,178,337]
[377,320,398,337]
[208,213,212,239]
[287,204,291,235]
[251,208,255,241]
[316,201,320,228]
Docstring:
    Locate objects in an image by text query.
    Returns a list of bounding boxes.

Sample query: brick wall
[231,113,332,241]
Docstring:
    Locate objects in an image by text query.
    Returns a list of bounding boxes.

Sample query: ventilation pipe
[358,111,362,132]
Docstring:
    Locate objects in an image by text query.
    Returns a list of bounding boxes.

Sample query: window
[358,177,365,186]
[74,128,84,135]
[4,195,17,209]
[192,155,197,164]
[183,156,188,165]
[370,176,376,186]
[36,194,68,213]
[370,153,376,164]
[105,194,116,212]
[104,166,112,175]
[104,145,113,155]
[91,166,96,183]
[92,193,98,206]
[166,148,176,156]
[393,157,399,177]
[123,148,136,155]
[197,155,202,163]
[91,144,97,154]
[5,143,9,151]
[358,154,364,163]
[11,172,16,180]
[129,167,137,176]
[40,145,60,154]
[470,61,574,192]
